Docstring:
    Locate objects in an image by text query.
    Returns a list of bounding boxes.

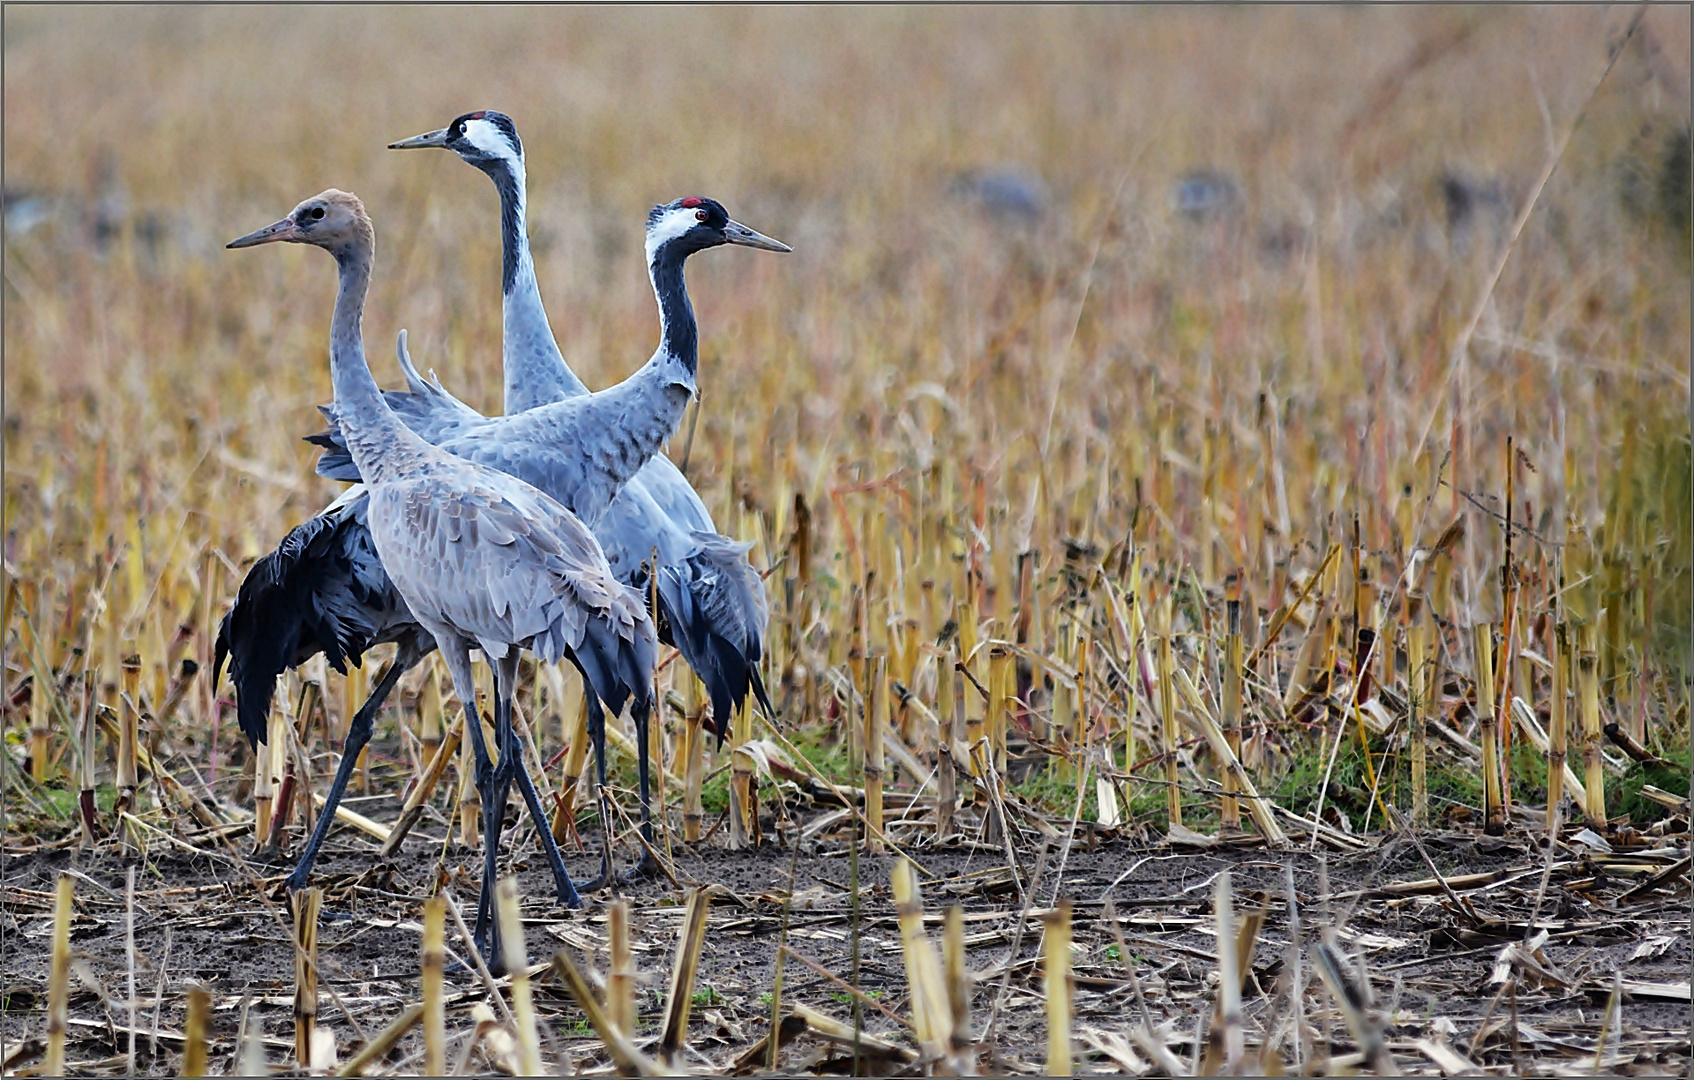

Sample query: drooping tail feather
[654,535,772,747]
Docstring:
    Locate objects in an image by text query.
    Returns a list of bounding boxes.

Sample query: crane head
[644,197,791,264]
[227,189,373,254]
[389,110,522,169]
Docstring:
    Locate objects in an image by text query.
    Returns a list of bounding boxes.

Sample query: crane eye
[695,209,708,222]
[456,121,467,135]
[309,207,326,220]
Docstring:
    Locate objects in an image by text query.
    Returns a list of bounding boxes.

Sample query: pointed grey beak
[388,128,451,151]
[722,219,791,253]
[227,216,301,249]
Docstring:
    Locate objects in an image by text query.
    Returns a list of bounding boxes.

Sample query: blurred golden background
[4,6,1689,823]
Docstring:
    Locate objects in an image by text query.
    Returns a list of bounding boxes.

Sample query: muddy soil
[2,797,1689,1076]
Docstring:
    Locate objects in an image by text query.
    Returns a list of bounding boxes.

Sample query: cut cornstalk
[891,859,948,1061]
[29,655,52,784]
[116,654,142,815]
[1042,899,1074,1076]
[681,675,705,843]
[1473,623,1506,835]
[1156,596,1181,830]
[936,649,957,840]
[1510,697,1586,809]
[1577,623,1606,829]
[658,887,712,1067]
[421,895,445,1076]
[417,662,443,769]
[1211,871,1243,1073]
[1547,620,1570,834]
[943,905,974,1075]
[729,695,757,849]
[254,704,280,848]
[381,716,462,855]
[1406,599,1431,826]
[183,985,211,1077]
[343,661,368,793]
[865,654,887,855]
[78,676,100,848]
[293,887,322,1069]
[1173,668,1288,846]
[958,601,983,777]
[608,898,635,1036]
[495,877,544,1076]
[336,1003,421,1078]
[553,686,592,844]
[988,645,1013,777]
[457,715,481,849]
[1220,598,1243,831]
[46,874,71,1076]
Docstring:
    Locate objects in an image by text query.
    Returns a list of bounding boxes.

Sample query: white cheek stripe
[644,207,697,261]
[463,118,511,158]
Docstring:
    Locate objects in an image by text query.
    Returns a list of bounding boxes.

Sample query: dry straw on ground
[3,5,1690,1076]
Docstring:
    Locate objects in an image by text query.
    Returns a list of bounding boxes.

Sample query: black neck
[650,239,697,375]
[484,159,524,295]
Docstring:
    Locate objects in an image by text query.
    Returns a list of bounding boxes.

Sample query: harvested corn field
[4,5,1690,1076]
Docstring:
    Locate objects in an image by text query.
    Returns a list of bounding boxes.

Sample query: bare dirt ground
[3,791,1689,1076]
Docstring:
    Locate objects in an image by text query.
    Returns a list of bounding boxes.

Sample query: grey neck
[326,240,422,484]
[487,156,587,411]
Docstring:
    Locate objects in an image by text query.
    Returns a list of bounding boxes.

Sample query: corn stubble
[2,5,1688,1076]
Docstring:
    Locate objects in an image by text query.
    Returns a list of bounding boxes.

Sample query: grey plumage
[229,189,656,958]
[358,114,788,737]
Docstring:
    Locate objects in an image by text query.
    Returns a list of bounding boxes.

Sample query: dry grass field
[3,6,1690,1076]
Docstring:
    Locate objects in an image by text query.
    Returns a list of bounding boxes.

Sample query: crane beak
[388,127,451,150]
[722,219,791,253]
[226,216,301,249]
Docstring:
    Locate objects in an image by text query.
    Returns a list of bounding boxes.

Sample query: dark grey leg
[284,655,412,892]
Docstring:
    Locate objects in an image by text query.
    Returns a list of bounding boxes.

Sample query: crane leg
[622,695,661,882]
[283,653,413,892]
[496,654,582,909]
[577,689,618,894]
[437,639,503,962]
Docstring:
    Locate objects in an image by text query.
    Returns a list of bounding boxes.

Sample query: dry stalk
[1155,596,1182,830]
[1546,619,1570,834]
[381,714,462,855]
[1173,668,1288,845]
[608,898,635,1036]
[936,643,959,840]
[78,675,100,847]
[988,644,1013,777]
[457,712,481,848]
[891,859,950,1062]
[293,886,323,1069]
[679,673,705,842]
[1310,941,1397,1075]
[46,873,71,1076]
[1042,898,1074,1076]
[125,865,137,1076]
[943,905,974,1075]
[1474,623,1506,835]
[1221,597,1243,831]
[1204,870,1244,1075]
[659,886,713,1065]
[552,685,591,843]
[116,653,141,816]
[421,895,445,1076]
[335,1003,421,1077]
[1406,597,1431,825]
[552,944,662,1074]
[417,661,443,768]
[865,653,887,854]
[495,877,544,1076]
[730,695,757,849]
[1576,622,1606,828]
[182,984,211,1077]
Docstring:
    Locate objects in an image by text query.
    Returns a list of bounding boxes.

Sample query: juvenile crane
[311,175,788,880]
[385,110,778,739]
[227,190,656,957]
